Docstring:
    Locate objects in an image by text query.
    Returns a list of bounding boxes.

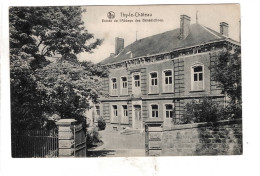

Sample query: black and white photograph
[9,4,242,158]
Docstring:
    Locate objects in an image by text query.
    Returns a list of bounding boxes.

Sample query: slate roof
[99,23,237,65]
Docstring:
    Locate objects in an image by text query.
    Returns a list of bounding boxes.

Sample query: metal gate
[73,123,87,157]
[12,128,58,158]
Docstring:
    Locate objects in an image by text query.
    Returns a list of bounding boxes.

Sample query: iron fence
[12,128,58,158]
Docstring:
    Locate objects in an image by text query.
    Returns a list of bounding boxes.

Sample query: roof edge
[99,39,240,66]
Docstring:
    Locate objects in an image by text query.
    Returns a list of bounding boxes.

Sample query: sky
[77,4,240,63]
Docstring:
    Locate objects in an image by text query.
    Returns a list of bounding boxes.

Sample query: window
[121,77,128,95]
[132,73,141,96]
[134,75,140,87]
[112,78,117,89]
[96,105,100,116]
[122,77,127,88]
[163,70,173,92]
[151,104,159,118]
[112,105,118,117]
[151,72,158,86]
[122,105,128,117]
[111,105,118,123]
[111,78,117,96]
[165,104,174,119]
[121,105,129,124]
[149,72,159,93]
[191,65,204,91]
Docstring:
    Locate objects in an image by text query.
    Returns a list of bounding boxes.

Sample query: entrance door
[134,105,142,129]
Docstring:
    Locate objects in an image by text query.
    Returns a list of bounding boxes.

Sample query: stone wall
[161,119,242,156]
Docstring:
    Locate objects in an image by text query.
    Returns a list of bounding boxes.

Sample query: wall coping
[163,119,242,131]
[56,119,77,126]
[145,118,164,125]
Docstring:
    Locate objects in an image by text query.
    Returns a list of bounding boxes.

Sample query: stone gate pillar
[56,119,77,157]
[145,119,163,156]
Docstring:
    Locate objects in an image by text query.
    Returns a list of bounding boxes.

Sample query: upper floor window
[191,64,204,91]
[132,73,141,96]
[121,77,127,89]
[165,104,174,119]
[149,72,158,94]
[151,104,159,118]
[112,78,117,89]
[121,77,128,95]
[111,78,117,96]
[151,72,158,86]
[134,75,140,87]
[163,70,173,92]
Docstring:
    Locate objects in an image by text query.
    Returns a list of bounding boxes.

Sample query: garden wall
[161,119,242,156]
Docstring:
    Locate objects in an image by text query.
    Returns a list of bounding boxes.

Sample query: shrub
[181,98,226,124]
[86,127,101,148]
[97,117,106,130]
[224,103,242,119]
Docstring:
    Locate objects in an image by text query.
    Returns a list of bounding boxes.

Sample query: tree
[9,7,102,58]
[10,57,49,133]
[35,59,104,119]
[10,7,104,133]
[210,48,241,118]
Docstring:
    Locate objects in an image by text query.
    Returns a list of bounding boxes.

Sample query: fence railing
[12,128,58,158]
[74,124,87,157]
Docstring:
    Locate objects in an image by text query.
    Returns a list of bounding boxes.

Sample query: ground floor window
[165,104,174,119]
[121,105,129,124]
[151,104,159,118]
[112,105,118,117]
[96,105,100,116]
[122,105,128,117]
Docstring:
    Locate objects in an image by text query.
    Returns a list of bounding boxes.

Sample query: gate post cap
[56,119,77,126]
[144,118,164,125]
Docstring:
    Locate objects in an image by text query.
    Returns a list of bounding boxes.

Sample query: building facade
[97,15,240,129]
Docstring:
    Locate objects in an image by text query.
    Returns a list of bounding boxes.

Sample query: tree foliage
[210,48,241,105]
[210,48,242,119]
[181,98,228,124]
[10,7,105,133]
[10,7,102,57]
[36,59,104,119]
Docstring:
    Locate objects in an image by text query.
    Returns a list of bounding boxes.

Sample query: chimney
[115,37,124,55]
[220,22,229,37]
[180,15,191,40]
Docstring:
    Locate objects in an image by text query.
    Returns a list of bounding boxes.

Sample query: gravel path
[87,129,145,157]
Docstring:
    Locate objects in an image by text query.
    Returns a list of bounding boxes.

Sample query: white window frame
[120,76,128,95]
[162,69,174,93]
[149,71,159,94]
[121,77,127,89]
[96,105,100,116]
[111,105,118,123]
[191,63,204,91]
[121,105,129,124]
[163,103,174,119]
[110,77,117,96]
[132,72,141,96]
[122,105,128,117]
[133,73,141,88]
[150,104,159,118]
[112,105,118,117]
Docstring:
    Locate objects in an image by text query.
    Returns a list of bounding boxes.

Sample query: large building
[96,14,240,130]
